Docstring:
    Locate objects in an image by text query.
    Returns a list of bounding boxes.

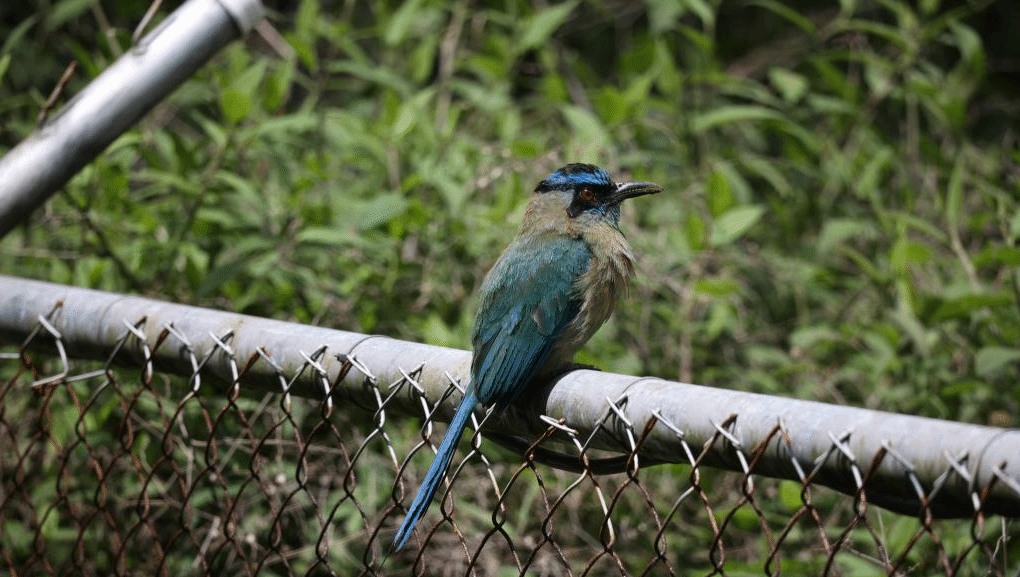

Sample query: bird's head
[534,164,662,224]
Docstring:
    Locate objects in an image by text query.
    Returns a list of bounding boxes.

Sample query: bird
[392,163,662,550]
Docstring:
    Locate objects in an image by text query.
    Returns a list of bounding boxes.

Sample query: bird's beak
[611,180,663,204]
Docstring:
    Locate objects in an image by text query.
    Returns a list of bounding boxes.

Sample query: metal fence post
[0,0,264,238]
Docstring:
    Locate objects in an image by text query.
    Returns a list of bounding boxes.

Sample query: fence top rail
[2,273,1018,519]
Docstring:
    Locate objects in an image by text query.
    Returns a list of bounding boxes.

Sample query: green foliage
[1,0,1019,573]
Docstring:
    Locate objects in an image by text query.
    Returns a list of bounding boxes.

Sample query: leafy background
[3,0,1017,423]
[1,0,1019,573]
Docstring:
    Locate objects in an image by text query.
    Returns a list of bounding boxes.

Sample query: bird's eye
[579,187,595,203]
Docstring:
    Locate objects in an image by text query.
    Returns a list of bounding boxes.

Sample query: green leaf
[287,35,316,71]
[296,227,353,247]
[511,139,540,158]
[518,1,578,53]
[329,61,413,95]
[945,154,964,230]
[975,347,1020,378]
[385,0,425,46]
[562,105,611,154]
[692,278,740,298]
[214,170,260,204]
[840,246,885,284]
[790,326,839,352]
[678,24,714,54]
[85,259,109,288]
[779,481,803,511]
[817,218,876,255]
[805,93,855,116]
[706,169,732,217]
[682,0,715,29]
[749,0,817,34]
[1,15,36,55]
[705,301,735,339]
[974,246,1020,267]
[890,210,948,243]
[715,162,751,204]
[930,293,1013,322]
[421,314,458,348]
[252,113,320,138]
[646,0,685,35]
[46,0,93,31]
[843,19,910,51]
[262,60,295,112]
[710,205,765,246]
[391,89,434,138]
[949,21,985,78]
[293,0,320,44]
[730,505,759,531]
[889,237,932,273]
[594,87,628,124]
[919,0,941,15]
[352,194,409,230]
[409,32,439,84]
[941,379,978,398]
[233,59,268,100]
[220,89,251,124]
[392,100,417,137]
[854,146,893,199]
[686,212,707,251]
[769,68,809,103]
[692,105,784,133]
[740,156,793,197]
[892,280,930,356]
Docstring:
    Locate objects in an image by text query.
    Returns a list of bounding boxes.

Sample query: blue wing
[470,235,591,406]
[392,234,590,551]
[391,387,478,551]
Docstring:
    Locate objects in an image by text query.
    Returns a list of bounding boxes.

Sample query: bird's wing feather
[470,236,590,406]
[392,236,588,550]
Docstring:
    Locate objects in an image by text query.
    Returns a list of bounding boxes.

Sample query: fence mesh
[1,284,1018,576]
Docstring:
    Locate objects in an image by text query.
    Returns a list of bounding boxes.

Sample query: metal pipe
[0,0,264,238]
[1,274,1017,519]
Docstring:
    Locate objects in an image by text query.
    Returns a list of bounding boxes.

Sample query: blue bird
[392,163,661,550]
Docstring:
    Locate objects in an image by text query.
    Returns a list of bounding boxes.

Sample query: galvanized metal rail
[0,0,264,237]
[2,274,1017,520]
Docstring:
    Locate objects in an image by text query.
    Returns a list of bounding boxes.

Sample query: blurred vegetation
[2,0,1019,573]
[3,0,1017,424]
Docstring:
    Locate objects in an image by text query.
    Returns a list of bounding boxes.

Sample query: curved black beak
[610,180,663,204]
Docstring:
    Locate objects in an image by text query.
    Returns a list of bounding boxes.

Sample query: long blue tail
[392,388,479,550]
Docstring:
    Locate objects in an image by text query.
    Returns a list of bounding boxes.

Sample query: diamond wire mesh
[1,294,1018,576]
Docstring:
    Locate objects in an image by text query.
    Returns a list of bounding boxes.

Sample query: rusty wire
[1,306,1018,576]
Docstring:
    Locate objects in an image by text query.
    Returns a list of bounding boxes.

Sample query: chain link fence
[1,275,1018,576]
